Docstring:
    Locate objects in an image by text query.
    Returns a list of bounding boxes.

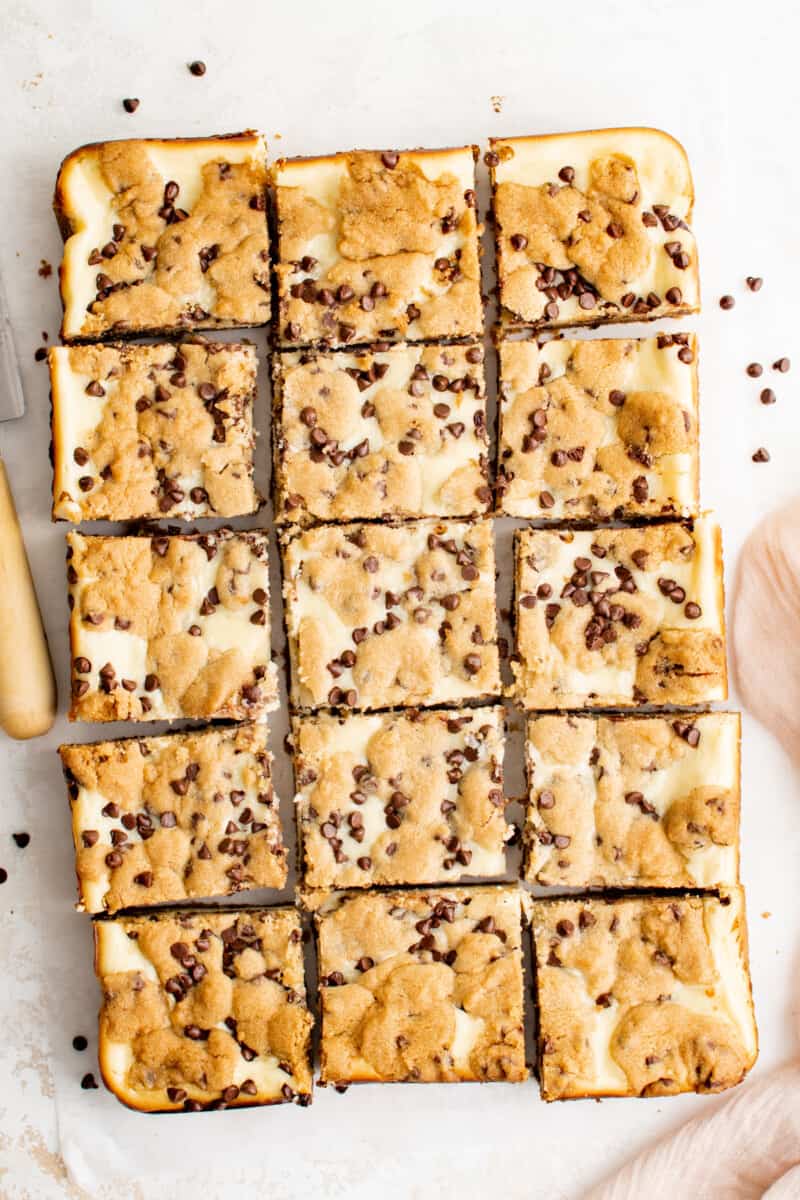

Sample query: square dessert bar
[281,518,501,711]
[532,888,758,1100]
[54,131,270,341]
[273,146,483,348]
[61,723,286,914]
[94,908,313,1111]
[51,341,259,522]
[314,886,526,1085]
[497,334,699,520]
[511,515,727,709]
[67,529,278,722]
[488,127,700,331]
[293,706,508,891]
[273,342,490,525]
[523,712,740,888]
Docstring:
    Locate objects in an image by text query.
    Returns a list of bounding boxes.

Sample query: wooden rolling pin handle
[0,459,56,738]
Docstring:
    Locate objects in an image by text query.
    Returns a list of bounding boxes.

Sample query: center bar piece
[51,340,260,522]
[273,146,483,348]
[510,515,726,709]
[94,908,313,1111]
[67,529,278,722]
[488,127,699,331]
[281,518,501,711]
[61,724,287,913]
[273,342,490,525]
[314,886,527,1086]
[497,334,698,521]
[292,706,508,891]
[55,131,270,342]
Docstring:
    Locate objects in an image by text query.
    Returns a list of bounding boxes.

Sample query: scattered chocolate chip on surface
[719,295,735,309]
[12,833,29,848]
[746,362,763,378]
[122,97,140,113]
[188,60,206,76]
[72,1035,88,1052]
[760,388,776,405]
[746,276,763,292]
[752,447,771,462]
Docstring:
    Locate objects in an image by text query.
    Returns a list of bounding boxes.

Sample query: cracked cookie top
[274,147,483,348]
[489,128,699,330]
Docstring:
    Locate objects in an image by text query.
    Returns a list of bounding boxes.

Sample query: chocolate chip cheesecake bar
[273,146,483,348]
[281,518,501,711]
[292,706,508,890]
[273,342,490,525]
[61,724,286,913]
[314,886,526,1085]
[54,132,270,341]
[511,515,727,709]
[532,888,757,1100]
[51,341,259,522]
[497,334,699,520]
[94,908,313,1111]
[488,128,699,331]
[67,529,278,722]
[523,712,740,888]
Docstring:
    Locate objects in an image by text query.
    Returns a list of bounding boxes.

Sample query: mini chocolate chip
[12,833,29,848]
[752,447,770,462]
[746,276,763,292]
[747,363,763,378]
[760,388,776,405]
[773,357,791,373]
[719,295,735,310]
[81,1073,98,1090]
[381,152,399,169]
[123,98,139,113]
[189,60,206,76]
[72,1035,88,1051]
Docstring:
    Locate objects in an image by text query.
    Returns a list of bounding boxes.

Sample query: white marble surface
[2,1,800,1197]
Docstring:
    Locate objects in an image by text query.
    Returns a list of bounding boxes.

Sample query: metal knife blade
[0,264,25,421]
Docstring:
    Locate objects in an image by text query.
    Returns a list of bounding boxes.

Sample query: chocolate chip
[381,152,399,169]
[484,150,500,168]
[558,166,575,183]
[677,347,694,364]
[773,357,791,373]
[539,491,555,509]
[463,653,481,675]
[510,233,528,251]
[81,1073,98,1090]
[746,276,763,292]
[189,60,206,76]
[123,98,140,113]
[12,833,29,848]
[684,602,702,619]
[665,286,682,305]
[752,447,770,462]
[606,222,624,239]
[746,362,763,378]
[760,388,776,405]
[72,1035,88,1051]
[609,390,625,407]
[719,295,735,310]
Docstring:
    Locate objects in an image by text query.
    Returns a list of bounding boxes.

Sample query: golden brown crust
[523,712,740,887]
[497,335,699,520]
[61,724,286,913]
[54,132,270,341]
[95,908,313,1112]
[67,529,278,722]
[274,147,483,347]
[315,886,527,1085]
[532,889,758,1101]
[489,127,699,331]
[273,343,490,525]
[511,516,727,709]
[282,518,501,711]
[293,706,508,889]
[50,341,259,522]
